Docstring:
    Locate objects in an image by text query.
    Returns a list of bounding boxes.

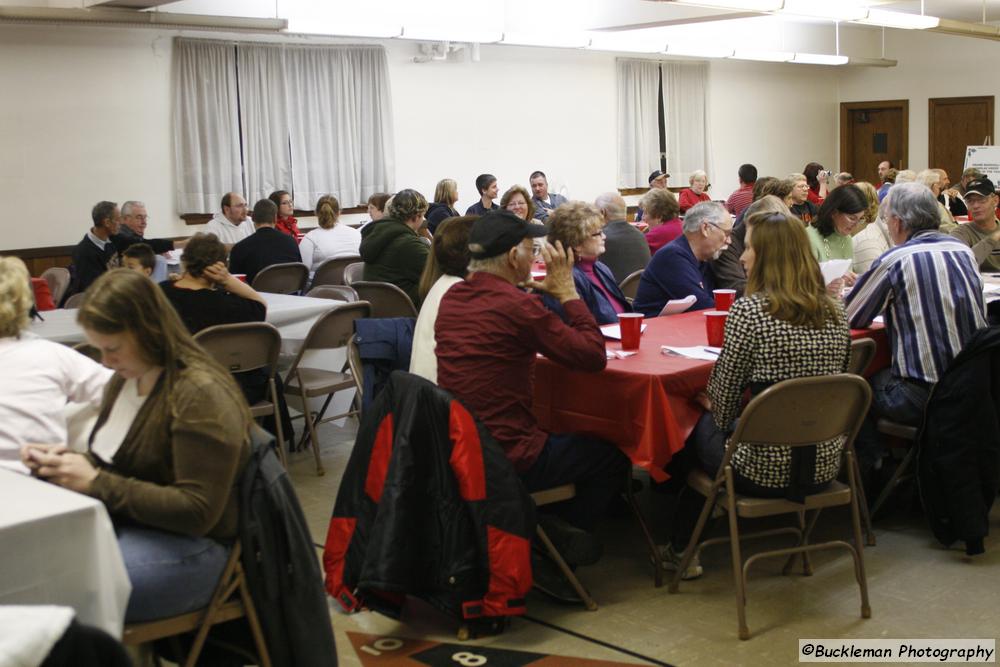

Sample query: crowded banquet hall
[3,0,1000,665]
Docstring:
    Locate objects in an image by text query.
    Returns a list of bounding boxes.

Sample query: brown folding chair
[668,374,872,640]
[310,255,361,288]
[41,267,71,306]
[351,281,418,318]
[284,301,371,475]
[530,485,598,611]
[63,291,86,309]
[870,419,919,519]
[194,322,287,468]
[251,262,309,294]
[618,269,643,304]
[343,262,366,286]
[122,542,271,667]
[306,284,358,302]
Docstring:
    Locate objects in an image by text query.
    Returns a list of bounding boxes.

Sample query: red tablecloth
[532,310,888,482]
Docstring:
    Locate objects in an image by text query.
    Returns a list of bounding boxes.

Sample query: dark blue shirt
[465,200,500,216]
[633,234,715,316]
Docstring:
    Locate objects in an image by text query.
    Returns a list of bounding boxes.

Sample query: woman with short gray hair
[679,170,711,214]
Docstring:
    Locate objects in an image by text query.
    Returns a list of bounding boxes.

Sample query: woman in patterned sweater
[661,211,851,579]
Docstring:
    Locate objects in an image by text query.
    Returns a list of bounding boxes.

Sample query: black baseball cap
[964,177,996,198]
[648,170,670,184]
[468,210,548,259]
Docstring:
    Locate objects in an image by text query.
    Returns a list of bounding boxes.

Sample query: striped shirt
[845,231,987,383]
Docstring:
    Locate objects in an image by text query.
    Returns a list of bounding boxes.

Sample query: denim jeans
[116,524,230,623]
[519,433,630,532]
[854,369,931,469]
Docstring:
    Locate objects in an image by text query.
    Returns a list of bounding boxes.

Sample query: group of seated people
[3,155,994,618]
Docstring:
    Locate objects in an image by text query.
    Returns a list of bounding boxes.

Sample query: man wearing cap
[950,177,1000,272]
[434,210,629,597]
[847,183,986,470]
[635,169,669,223]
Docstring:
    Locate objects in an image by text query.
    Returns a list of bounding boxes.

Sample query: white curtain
[662,62,713,190]
[284,45,395,208]
[173,39,242,214]
[617,59,662,188]
[237,43,293,204]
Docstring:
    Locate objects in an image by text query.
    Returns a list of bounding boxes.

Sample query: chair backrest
[343,262,366,286]
[848,337,877,376]
[311,255,361,288]
[619,269,644,301]
[251,262,309,294]
[351,281,418,318]
[289,301,373,367]
[306,284,358,302]
[728,374,872,453]
[41,267,70,305]
[194,322,281,376]
[63,291,86,309]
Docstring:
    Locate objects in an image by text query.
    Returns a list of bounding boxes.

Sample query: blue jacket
[543,261,631,325]
[633,234,715,316]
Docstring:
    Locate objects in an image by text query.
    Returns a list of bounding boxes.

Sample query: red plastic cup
[705,310,728,348]
[232,273,248,283]
[618,313,644,351]
[713,289,737,311]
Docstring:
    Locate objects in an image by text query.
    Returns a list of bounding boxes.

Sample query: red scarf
[276,215,301,242]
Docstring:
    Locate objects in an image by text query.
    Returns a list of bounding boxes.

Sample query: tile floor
[287,420,1000,667]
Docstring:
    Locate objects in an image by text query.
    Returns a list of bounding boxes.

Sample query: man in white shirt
[204,192,254,247]
[529,171,568,222]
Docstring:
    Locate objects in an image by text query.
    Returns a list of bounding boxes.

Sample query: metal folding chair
[618,269,643,304]
[251,262,309,294]
[41,267,71,306]
[306,285,358,302]
[310,255,361,288]
[351,281,418,318]
[342,262,365,286]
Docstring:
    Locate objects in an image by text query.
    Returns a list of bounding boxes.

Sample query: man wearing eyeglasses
[111,201,181,256]
[633,201,732,316]
[205,192,255,248]
[435,209,629,601]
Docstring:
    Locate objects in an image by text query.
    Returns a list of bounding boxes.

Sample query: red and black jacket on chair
[324,370,534,620]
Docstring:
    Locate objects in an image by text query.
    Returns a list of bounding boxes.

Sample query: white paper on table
[661,345,721,361]
[820,259,852,285]
[873,315,884,324]
[983,283,1000,294]
[600,323,647,340]
[659,295,697,316]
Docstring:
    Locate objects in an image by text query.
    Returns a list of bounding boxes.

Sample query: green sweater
[806,225,854,263]
[359,218,429,306]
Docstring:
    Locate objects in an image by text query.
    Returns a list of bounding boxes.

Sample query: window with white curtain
[617,59,712,189]
[173,38,395,214]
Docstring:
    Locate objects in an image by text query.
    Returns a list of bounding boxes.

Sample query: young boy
[122,243,155,277]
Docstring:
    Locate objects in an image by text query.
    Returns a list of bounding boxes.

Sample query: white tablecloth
[28,292,342,354]
[0,470,131,638]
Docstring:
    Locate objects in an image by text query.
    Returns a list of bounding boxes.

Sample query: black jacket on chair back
[918,326,1000,556]
[324,371,534,622]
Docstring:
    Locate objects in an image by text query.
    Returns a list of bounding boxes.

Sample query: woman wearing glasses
[807,184,868,289]
[543,201,631,325]
[269,189,301,241]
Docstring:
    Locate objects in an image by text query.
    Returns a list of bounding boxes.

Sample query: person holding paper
[21,268,252,623]
[662,211,850,578]
[633,201,732,316]
[806,184,868,290]
[542,201,631,325]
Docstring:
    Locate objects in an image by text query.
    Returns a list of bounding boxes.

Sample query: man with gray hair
[594,191,649,283]
[632,201,732,316]
[847,182,986,468]
[111,200,179,256]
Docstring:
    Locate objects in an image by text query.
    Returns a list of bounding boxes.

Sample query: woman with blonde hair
[678,170,712,214]
[853,181,880,232]
[543,201,631,324]
[299,194,362,276]
[426,179,460,234]
[22,268,252,623]
[0,256,111,468]
[659,212,850,577]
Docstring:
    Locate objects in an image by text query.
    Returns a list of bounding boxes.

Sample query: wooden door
[840,100,908,184]
[929,96,995,183]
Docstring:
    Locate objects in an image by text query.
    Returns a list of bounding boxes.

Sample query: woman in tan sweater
[22,268,252,623]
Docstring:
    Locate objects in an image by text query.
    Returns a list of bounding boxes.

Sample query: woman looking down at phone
[21,268,252,623]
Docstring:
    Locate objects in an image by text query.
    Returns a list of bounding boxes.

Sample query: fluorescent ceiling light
[669,0,784,10]
[731,49,793,62]
[400,26,502,43]
[665,44,734,58]
[586,33,666,53]
[500,31,591,48]
[855,9,939,30]
[779,6,868,21]
[285,19,401,38]
[792,52,849,65]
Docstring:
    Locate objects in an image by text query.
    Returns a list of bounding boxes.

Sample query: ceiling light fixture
[500,32,591,48]
[668,0,784,10]
[664,44,735,58]
[792,52,848,65]
[854,9,940,30]
[586,33,667,53]
[284,19,402,38]
[730,49,792,62]
[400,26,503,43]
